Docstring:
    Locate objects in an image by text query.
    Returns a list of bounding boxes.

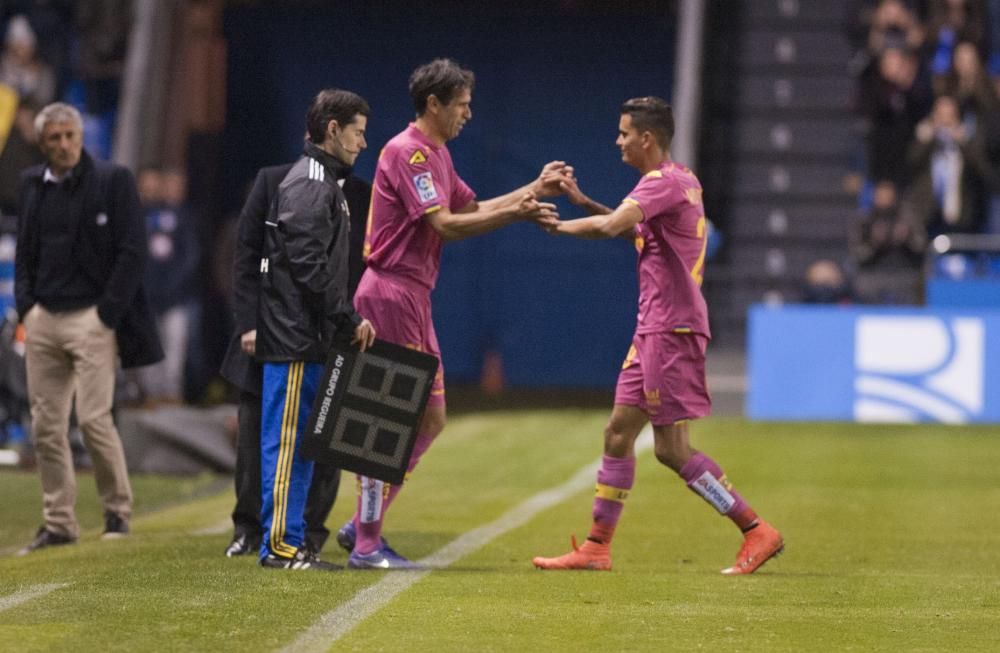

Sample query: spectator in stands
[926,0,990,63]
[139,168,200,404]
[0,4,73,101]
[908,94,998,233]
[0,15,55,106]
[76,1,133,115]
[802,259,856,304]
[0,99,44,214]
[868,0,927,55]
[846,0,925,77]
[934,41,1000,141]
[852,180,927,266]
[861,45,935,185]
[849,185,926,306]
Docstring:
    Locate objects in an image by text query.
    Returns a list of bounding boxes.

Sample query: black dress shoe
[16,526,76,556]
[101,512,129,539]
[224,532,260,557]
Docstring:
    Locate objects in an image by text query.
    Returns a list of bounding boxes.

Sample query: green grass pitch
[1,412,998,651]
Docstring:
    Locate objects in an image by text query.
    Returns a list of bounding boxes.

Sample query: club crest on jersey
[409,150,427,165]
[413,171,438,202]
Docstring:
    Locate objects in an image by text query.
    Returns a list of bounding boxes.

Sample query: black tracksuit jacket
[255,142,361,363]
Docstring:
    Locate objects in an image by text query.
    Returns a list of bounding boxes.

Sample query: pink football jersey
[362,124,476,290]
[623,161,711,337]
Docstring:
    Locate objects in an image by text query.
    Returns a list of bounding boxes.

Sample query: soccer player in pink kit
[533,97,783,574]
[340,58,567,569]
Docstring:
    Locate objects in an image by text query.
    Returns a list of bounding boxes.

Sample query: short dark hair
[409,58,475,115]
[620,96,674,149]
[305,89,370,144]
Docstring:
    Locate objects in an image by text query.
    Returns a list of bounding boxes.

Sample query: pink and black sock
[679,452,758,531]
[588,454,636,545]
[354,432,436,554]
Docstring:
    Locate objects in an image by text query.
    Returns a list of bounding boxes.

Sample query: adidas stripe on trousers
[260,361,323,560]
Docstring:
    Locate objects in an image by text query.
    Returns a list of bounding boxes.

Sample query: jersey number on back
[690,216,707,287]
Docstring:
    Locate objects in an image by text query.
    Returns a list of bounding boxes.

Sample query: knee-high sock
[588,455,636,545]
[355,432,435,554]
[679,452,758,531]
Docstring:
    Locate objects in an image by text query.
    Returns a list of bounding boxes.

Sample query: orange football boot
[532,535,611,571]
[721,520,784,575]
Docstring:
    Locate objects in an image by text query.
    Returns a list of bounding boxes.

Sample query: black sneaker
[101,512,129,539]
[260,547,341,571]
[225,532,261,557]
[16,526,76,556]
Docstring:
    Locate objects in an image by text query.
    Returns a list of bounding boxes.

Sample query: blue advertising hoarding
[747,305,1000,424]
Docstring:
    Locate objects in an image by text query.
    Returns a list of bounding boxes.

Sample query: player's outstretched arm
[559,173,614,216]
[426,192,558,242]
[538,201,642,240]
[476,161,572,212]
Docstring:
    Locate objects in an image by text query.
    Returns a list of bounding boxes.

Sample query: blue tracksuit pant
[260,361,323,560]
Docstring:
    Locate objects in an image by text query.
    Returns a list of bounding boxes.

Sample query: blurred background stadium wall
[218,1,678,388]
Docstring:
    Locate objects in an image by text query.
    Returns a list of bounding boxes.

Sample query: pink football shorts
[353,269,446,407]
[614,331,711,425]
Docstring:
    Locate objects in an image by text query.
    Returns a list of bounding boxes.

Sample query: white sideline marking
[190,518,232,536]
[283,428,654,652]
[0,583,69,613]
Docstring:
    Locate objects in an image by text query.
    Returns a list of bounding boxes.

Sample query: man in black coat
[220,147,373,558]
[14,102,163,555]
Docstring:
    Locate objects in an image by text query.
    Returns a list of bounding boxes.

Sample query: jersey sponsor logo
[691,471,735,514]
[854,316,985,423]
[413,171,438,202]
[409,150,427,165]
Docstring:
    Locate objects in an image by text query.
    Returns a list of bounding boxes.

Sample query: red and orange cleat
[532,535,612,571]
[721,520,784,575]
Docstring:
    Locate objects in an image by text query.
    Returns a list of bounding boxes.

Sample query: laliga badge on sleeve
[412,171,438,202]
[301,339,439,485]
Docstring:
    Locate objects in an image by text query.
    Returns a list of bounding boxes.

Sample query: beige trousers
[24,304,133,538]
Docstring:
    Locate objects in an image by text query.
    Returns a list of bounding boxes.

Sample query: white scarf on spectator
[931,138,963,225]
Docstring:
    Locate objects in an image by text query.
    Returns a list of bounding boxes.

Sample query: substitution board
[301,339,438,485]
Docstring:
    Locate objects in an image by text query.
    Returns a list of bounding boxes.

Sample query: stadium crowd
[843,0,1000,302]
